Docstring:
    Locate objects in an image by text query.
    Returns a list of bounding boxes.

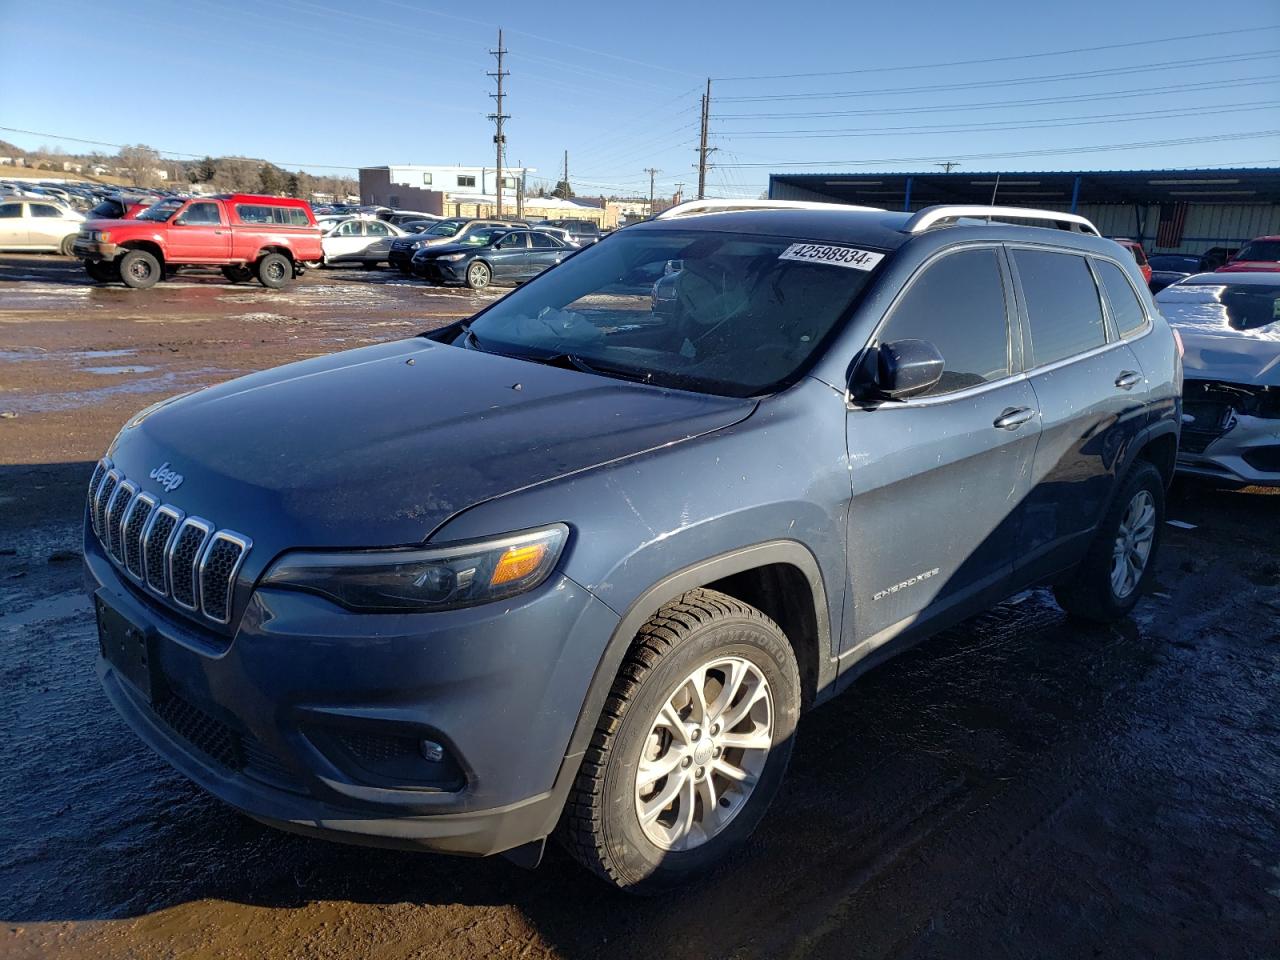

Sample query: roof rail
[655,198,882,220]
[904,205,1100,236]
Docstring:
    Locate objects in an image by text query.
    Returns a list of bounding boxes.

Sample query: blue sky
[2,0,1277,198]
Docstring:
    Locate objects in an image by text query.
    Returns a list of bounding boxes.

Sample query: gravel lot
[1,254,1277,960]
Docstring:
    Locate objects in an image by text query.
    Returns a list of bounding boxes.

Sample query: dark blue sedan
[411,228,573,289]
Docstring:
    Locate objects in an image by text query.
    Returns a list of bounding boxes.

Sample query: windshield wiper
[511,349,656,385]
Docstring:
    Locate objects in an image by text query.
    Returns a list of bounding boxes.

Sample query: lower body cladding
[84,530,621,859]
[1178,379,1280,487]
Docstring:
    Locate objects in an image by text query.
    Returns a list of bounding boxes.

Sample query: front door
[843,245,1040,663]
[0,201,30,247]
[26,202,72,249]
[362,221,395,261]
[324,220,367,262]
[488,231,529,279]
[167,201,231,261]
[1007,246,1148,581]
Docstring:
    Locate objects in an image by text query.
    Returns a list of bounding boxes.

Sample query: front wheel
[257,252,292,289]
[1053,460,1165,622]
[118,249,161,289]
[85,260,117,283]
[221,264,253,284]
[562,589,800,893]
[465,261,491,289]
[60,235,76,257]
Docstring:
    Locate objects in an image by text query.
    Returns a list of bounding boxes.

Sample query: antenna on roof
[988,174,1001,223]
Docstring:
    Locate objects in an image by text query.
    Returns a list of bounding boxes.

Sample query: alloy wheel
[1111,489,1156,599]
[634,656,773,852]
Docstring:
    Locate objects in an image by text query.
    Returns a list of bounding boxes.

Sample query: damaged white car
[1156,272,1280,487]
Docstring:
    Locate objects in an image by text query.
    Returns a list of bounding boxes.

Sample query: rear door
[167,201,231,261]
[843,244,1040,661]
[0,201,29,247]
[488,231,529,279]
[528,231,568,276]
[1008,245,1148,582]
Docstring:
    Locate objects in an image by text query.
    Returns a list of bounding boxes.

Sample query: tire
[85,260,117,283]
[257,252,292,289]
[562,588,800,894]
[221,264,253,284]
[362,260,380,270]
[1053,460,1165,623]
[118,249,161,289]
[59,235,76,257]
[465,261,491,290]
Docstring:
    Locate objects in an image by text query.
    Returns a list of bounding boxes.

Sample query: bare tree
[117,144,162,187]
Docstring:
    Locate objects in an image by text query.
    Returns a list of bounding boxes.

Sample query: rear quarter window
[1013,249,1108,366]
[1095,259,1149,338]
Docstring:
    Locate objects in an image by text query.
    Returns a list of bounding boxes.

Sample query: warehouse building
[768,168,1280,257]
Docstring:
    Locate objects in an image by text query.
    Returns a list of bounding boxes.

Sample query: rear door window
[0,203,21,218]
[1094,259,1148,338]
[1013,249,1108,366]
[876,247,1011,396]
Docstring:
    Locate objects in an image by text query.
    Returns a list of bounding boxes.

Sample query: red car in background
[1111,238,1152,285]
[1216,235,1280,273]
[87,195,155,221]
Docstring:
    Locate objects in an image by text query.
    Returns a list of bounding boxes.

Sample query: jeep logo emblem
[149,461,184,493]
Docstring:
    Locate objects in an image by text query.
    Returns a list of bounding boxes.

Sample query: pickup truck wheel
[465,262,491,289]
[362,260,380,270]
[561,588,800,894]
[118,249,161,289]
[84,260,117,283]
[60,235,76,257]
[1053,461,1164,623]
[257,253,291,289]
[221,265,253,284]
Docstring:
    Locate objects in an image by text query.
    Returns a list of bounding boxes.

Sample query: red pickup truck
[74,193,323,289]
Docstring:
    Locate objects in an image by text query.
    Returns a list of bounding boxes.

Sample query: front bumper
[73,239,121,261]
[85,524,619,856]
[411,258,464,283]
[1176,413,1280,487]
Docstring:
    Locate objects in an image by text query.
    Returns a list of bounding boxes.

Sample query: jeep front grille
[88,458,252,626]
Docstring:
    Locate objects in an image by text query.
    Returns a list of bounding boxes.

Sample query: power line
[713,25,1280,81]
[717,50,1280,103]
[715,73,1280,120]
[723,100,1280,139]
[713,129,1280,168]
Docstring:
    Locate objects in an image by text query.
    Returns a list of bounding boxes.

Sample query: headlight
[261,524,568,612]
[437,252,466,262]
[411,240,429,249]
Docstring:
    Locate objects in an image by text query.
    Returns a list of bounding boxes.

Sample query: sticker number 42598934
[779,243,884,271]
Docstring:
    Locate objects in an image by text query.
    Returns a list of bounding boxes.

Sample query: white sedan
[321,218,407,267]
[0,198,85,255]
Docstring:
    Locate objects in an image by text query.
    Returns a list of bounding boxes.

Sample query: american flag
[1155,202,1189,249]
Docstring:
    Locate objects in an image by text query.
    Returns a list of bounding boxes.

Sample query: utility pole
[936,161,960,173]
[562,149,569,198]
[517,161,525,219]
[644,167,660,214]
[696,78,714,199]
[488,28,509,217]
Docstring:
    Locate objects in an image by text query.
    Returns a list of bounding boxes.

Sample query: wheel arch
[119,239,164,264]
[255,244,295,263]
[562,540,836,767]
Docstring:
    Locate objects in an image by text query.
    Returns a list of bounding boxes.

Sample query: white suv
[0,198,85,256]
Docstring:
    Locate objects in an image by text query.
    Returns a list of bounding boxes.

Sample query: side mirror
[851,338,945,401]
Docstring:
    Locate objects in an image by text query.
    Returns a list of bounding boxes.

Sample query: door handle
[1115,370,1143,390]
[213,230,226,235]
[993,406,1037,430]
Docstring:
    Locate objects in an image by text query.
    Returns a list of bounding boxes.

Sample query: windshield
[1157,279,1280,335]
[426,221,461,237]
[136,199,183,222]
[465,227,882,397]
[1234,240,1280,262]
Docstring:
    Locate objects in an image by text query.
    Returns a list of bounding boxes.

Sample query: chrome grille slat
[122,493,157,581]
[87,464,251,626]
[169,517,213,611]
[105,481,137,562]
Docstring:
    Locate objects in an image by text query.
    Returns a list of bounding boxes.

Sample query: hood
[106,338,754,557]
[1178,331,1280,386]
[416,241,489,257]
[83,217,152,231]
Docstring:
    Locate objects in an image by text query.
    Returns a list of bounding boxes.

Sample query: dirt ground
[1,255,1277,960]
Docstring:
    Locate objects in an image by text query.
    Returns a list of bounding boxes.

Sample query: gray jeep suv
[85,201,1181,892]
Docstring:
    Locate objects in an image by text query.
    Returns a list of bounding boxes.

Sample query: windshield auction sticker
[779,243,884,271]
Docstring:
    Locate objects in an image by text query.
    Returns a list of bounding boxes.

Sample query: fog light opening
[420,739,445,763]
